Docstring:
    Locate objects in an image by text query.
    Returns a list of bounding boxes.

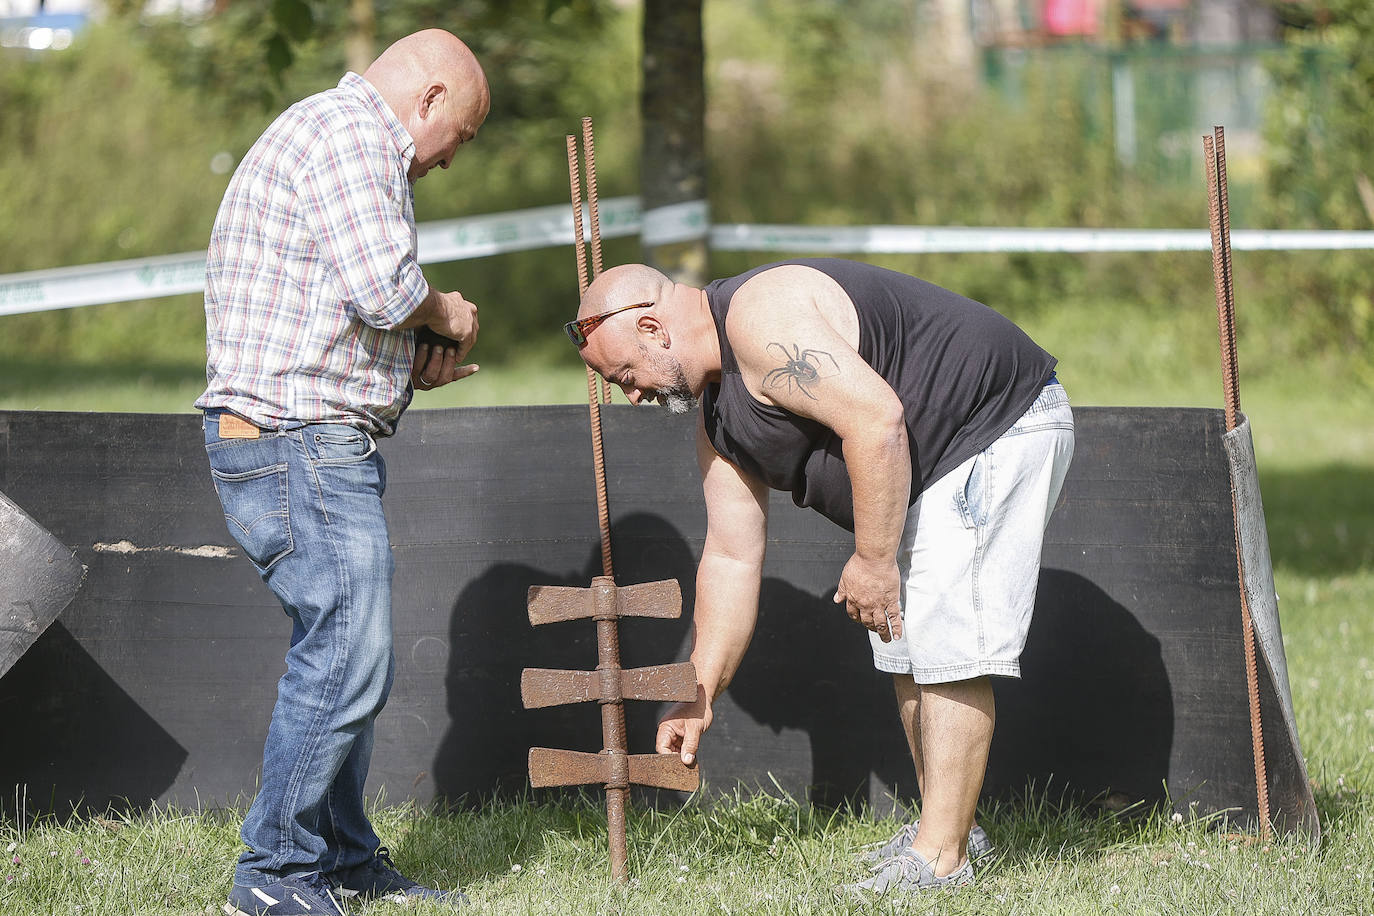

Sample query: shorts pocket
[210,462,293,569]
[954,450,991,529]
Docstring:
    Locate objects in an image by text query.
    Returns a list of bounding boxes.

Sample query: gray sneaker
[848,849,974,897]
[859,821,993,867]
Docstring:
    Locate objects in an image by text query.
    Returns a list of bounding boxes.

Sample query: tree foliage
[1261,0,1374,375]
[0,1,1368,384]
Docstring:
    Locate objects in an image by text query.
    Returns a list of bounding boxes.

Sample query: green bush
[1259,3,1374,383]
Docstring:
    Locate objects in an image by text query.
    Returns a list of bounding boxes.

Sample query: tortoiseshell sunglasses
[563,301,653,346]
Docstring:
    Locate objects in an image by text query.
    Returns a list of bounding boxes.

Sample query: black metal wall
[0,406,1307,828]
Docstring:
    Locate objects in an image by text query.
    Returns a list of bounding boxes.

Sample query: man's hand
[427,289,479,361]
[402,286,479,363]
[656,684,713,767]
[411,334,478,390]
[834,552,903,642]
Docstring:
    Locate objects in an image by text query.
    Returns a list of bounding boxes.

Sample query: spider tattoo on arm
[761,342,841,400]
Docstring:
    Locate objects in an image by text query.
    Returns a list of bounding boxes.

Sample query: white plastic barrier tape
[0,198,642,318]
[415,197,640,263]
[710,224,1374,254]
[642,200,710,246]
[3,196,1373,316]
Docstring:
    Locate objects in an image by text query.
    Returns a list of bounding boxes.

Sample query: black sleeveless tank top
[700,258,1056,531]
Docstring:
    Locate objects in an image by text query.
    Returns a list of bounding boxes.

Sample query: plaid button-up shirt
[196,73,427,435]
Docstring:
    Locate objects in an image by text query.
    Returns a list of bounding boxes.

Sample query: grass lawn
[1,298,1372,914]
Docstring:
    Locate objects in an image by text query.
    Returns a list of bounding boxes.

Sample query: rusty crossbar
[522,576,700,880]
[522,119,700,883]
[1204,125,1270,841]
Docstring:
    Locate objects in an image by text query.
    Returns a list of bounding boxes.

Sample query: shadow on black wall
[432,512,695,805]
[727,579,910,810]
[0,622,187,819]
[987,569,1174,807]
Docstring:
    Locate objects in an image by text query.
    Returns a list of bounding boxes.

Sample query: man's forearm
[690,551,764,701]
[843,420,911,563]
[397,285,440,330]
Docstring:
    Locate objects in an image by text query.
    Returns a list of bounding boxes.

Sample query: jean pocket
[308,427,377,465]
[954,451,991,529]
[210,462,293,569]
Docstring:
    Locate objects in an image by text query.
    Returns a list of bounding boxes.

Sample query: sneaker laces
[861,822,919,864]
[295,872,347,915]
[867,850,971,894]
[366,847,416,889]
[880,823,919,855]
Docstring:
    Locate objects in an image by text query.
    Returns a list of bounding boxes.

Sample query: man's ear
[418,83,444,119]
[637,314,670,348]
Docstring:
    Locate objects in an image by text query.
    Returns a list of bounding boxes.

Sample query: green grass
[2,297,1372,914]
[1,785,1371,914]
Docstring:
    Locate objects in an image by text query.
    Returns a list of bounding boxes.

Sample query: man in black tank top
[568,259,1074,893]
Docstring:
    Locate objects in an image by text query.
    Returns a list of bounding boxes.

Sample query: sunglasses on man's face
[564,301,654,347]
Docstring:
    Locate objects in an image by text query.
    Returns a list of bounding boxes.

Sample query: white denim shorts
[870,383,1075,683]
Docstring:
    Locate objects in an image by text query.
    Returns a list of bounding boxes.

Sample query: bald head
[364,29,490,181]
[573,264,718,412]
[578,264,673,320]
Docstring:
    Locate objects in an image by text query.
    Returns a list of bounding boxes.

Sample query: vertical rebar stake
[568,120,625,880]
[1205,126,1270,840]
[540,118,701,884]
[582,117,613,404]
[594,577,630,882]
[1214,127,1242,426]
[567,132,615,582]
[566,134,590,297]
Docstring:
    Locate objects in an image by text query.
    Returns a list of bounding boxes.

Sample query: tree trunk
[346,0,376,75]
[640,0,708,286]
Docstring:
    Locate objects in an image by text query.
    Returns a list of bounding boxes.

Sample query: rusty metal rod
[1205,127,1270,840]
[566,134,590,297]
[566,133,601,423]
[1214,127,1242,427]
[593,576,630,881]
[1203,134,1233,429]
[581,117,613,404]
[571,121,625,879]
[567,130,615,580]
[582,118,606,283]
[567,131,602,417]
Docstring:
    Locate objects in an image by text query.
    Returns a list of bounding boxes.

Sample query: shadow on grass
[1309,780,1369,831]
[1260,465,1374,577]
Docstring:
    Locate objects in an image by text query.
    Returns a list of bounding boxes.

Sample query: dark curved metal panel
[0,406,1311,835]
[0,478,85,679]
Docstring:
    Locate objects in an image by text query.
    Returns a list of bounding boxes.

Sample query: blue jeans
[203,410,395,887]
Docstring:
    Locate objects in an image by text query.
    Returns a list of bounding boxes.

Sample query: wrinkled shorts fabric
[870,383,1075,683]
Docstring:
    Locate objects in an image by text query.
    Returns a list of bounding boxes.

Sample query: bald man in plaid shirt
[196,30,488,915]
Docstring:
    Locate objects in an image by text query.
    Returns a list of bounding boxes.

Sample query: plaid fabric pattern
[196,73,427,435]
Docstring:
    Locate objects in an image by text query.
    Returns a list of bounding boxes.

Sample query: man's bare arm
[727,266,911,640]
[656,416,769,765]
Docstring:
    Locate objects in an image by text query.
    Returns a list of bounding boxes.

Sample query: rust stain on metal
[527,579,682,626]
[521,662,697,708]
[528,748,700,793]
